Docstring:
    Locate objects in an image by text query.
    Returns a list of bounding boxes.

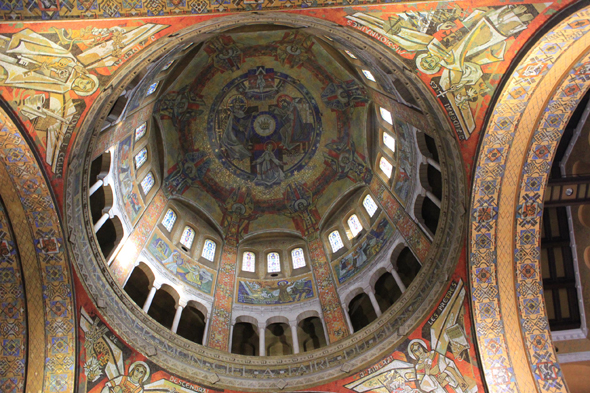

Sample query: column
[290,321,300,354]
[427,157,441,171]
[342,302,354,333]
[202,309,211,347]
[259,326,266,356]
[365,287,382,317]
[171,302,184,333]
[228,322,234,353]
[142,284,159,313]
[93,212,109,233]
[389,267,406,293]
[89,179,104,196]
[426,190,441,208]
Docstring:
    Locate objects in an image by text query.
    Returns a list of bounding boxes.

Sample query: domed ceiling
[156,30,371,237]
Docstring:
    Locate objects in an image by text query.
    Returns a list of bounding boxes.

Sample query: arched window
[347,214,363,238]
[135,122,147,141]
[161,209,176,232]
[180,226,195,250]
[242,251,256,272]
[140,172,154,194]
[344,50,357,59]
[201,239,216,261]
[134,147,148,169]
[146,81,159,96]
[362,70,376,82]
[267,252,281,273]
[379,107,393,125]
[291,248,306,269]
[383,132,396,152]
[379,157,393,179]
[329,231,344,253]
[161,60,174,71]
[363,195,378,217]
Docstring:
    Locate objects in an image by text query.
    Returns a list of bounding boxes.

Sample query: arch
[347,292,377,332]
[266,315,289,326]
[389,241,407,271]
[96,214,124,260]
[296,309,321,324]
[374,271,402,313]
[369,266,389,289]
[318,183,365,231]
[396,247,421,288]
[147,286,177,329]
[266,322,293,356]
[469,7,590,392]
[177,304,206,345]
[298,316,327,352]
[342,286,365,307]
[231,322,259,356]
[158,283,181,305]
[186,299,209,319]
[234,314,260,329]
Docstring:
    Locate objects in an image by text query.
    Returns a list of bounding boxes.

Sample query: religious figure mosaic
[236,275,315,305]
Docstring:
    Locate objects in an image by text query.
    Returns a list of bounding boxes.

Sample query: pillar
[427,157,441,171]
[202,309,211,347]
[342,302,354,333]
[171,303,184,333]
[259,326,266,356]
[142,284,159,313]
[228,322,234,353]
[426,190,441,208]
[89,179,104,196]
[206,242,238,351]
[389,267,407,293]
[365,287,382,317]
[93,212,109,233]
[290,321,300,354]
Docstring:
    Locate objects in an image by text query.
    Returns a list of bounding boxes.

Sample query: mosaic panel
[117,135,145,224]
[369,177,430,262]
[110,190,167,286]
[146,228,216,295]
[470,7,590,393]
[0,198,26,393]
[0,23,169,204]
[0,107,75,392]
[308,236,350,343]
[236,274,314,305]
[391,119,417,206]
[206,242,237,351]
[333,214,395,285]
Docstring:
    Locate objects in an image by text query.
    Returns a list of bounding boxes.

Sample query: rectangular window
[135,148,148,169]
[291,248,306,269]
[242,251,256,272]
[180,226,195,250]
[362,70,376,82]
[202,239,217,261]
[162,60,174,71]
[380,107,393,125]
[363,195,378,217]
[267,252,281,273]
[161,209,177,232]
[135,123,147,141]
[146,82,159,96]
[347,214,363,238]
[383,132,396,152]
[140,172,154,194]
[329,231,344,253]
[379,157,393,179]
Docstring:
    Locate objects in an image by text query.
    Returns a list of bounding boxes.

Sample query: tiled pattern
[0,196,26,392]
[110,190,167,286]
[3,0,427,20]
[308,236,350,343]
[206,241,238,351]
[0,108,75,392]
[369,176,430,262]
[470,8,590,393]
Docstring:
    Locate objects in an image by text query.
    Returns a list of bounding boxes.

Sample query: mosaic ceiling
[156,30,371,235]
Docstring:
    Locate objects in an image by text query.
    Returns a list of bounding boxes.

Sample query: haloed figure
[101,361,150,393]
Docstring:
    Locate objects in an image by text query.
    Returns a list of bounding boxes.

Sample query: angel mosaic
[346,5,543,140]
[0,23,168,175]
[345,279,478,393]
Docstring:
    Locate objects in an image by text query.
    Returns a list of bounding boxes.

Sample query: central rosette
[207,66,322,186]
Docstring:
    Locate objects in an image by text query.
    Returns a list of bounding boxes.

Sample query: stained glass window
[135,122,147,141]
[362,70,376,82]
[202,239,216,261]
[380,107,393,125]
[291,248,306,269]
[162,60,174,71]
[134,148,147,169]
[383,132,396,152]
[329,231,344,253]
[182,42,194,50]
[348,214,363,238]
[140,172,154,194]
[267,252,281,273]
[162,209,176,232]
[344,50,358,59]
[380,157,393,179]
[363,195,378,217]
[242,251,256,272]
[180,226,195,250]
[146,81,159,96]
